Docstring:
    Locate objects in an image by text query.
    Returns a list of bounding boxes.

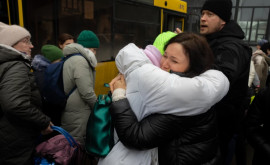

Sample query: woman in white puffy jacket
[99,32,230,165]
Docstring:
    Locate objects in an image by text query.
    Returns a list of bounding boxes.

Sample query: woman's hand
[174,28,182,34]
[41,121,54,135]
[109,74,126,93]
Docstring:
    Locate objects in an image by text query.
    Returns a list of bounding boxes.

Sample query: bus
[0,0,187,95]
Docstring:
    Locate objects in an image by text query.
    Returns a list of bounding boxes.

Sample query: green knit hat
[41,44,64,62]
[153,31,177,55]
[77,30,100,48]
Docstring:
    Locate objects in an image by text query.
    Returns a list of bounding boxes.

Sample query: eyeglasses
[20,38,32,45]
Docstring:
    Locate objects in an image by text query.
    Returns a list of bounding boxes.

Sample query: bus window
[0,0,9,24]
[174,18,184,32]
[163,11,186,32]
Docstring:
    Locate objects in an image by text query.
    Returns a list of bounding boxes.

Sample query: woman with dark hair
[58,33,74,49]
[98,32,230,165]
[162,32,215,77]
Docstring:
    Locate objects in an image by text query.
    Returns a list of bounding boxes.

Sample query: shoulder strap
[51,126,78,147]
[63,53,95,94]
[61,53,82,96]
[63,53,82,61]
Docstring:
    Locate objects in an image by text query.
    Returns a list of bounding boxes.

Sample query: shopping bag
[35,126,83,165]
[85,84,114,157]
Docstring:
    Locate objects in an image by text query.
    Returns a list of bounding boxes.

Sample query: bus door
[154,0,187,33]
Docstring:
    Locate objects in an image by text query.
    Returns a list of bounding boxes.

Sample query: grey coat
[61,43,97,146]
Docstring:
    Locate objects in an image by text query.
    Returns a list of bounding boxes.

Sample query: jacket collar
[205,20,245,43]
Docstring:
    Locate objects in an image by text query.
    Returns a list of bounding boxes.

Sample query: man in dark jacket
[0,22,53,165]
[200,0,251,164]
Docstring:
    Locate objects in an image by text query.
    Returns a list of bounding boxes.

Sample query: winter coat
[246,87,270,165]
[61,43,97,146]
[110,99,220,165]
[0,44,50,165]
[99,43,229,165]
[248,60,260,88]
[252,50,268,89]
[206,20,252,137]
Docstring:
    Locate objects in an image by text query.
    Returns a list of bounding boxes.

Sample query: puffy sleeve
[0,62,50,130]
[110,98,183,149]
[131,66,229,116]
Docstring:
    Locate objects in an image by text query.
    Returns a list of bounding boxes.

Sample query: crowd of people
[0,21,100,164]
[0,0,270,165]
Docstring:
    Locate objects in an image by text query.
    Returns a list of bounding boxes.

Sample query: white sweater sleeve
[112,88,126,102]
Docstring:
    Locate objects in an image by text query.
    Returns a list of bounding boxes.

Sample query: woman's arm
[0,62,51,130]
[73,56,97,109]
[110,98,184,150]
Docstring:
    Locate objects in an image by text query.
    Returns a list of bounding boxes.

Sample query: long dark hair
[164,32,214,78]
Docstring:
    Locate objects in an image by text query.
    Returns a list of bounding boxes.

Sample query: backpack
[42,53,82,108]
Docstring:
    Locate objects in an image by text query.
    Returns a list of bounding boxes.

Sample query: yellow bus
[1,0,187,95]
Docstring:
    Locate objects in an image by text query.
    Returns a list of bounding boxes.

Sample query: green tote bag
[85,86,114,157]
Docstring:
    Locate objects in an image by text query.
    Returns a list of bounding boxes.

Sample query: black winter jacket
[246,87,270,165]
[206,21,251,137]
[110,98,220,165]
[0,45,51,165]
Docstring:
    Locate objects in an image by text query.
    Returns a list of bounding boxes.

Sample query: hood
[143,45,162,67]
[31,54,51,71]
[115,43,152,78]
[0,44,28,64]
[206,20,245,41]
[63,43,97,68]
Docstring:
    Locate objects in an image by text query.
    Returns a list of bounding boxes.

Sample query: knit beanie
[201,0,232,22]
[41,44,64,62]
[77,30,100,48]
[0,22,31,46]
[153,31,177,55]
[143,45,162,67]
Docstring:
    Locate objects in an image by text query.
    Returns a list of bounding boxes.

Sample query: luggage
[35,126,84,165]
